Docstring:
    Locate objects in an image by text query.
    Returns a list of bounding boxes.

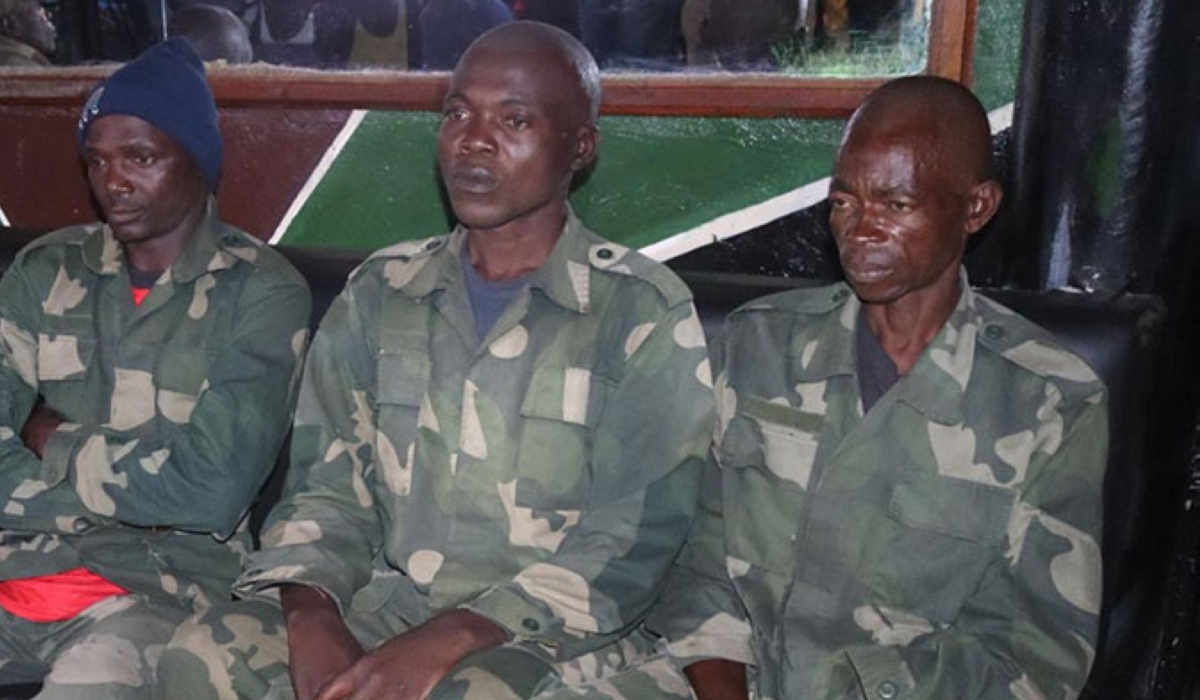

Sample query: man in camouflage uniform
[653,77,1108,700]
[157,21,713,700]
[0,38,310,699]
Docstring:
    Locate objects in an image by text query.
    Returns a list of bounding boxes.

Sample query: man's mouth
[841,250,893,283]
[106,207,142,225]
[845,266,891,283]
[448,167,499,195]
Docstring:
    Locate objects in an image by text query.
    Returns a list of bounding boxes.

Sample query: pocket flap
[888,474,1015,545]
[37,331,94,381]
[377,352,430,407]
[519,365,608,427]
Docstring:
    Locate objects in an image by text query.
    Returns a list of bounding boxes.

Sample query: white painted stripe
[0,203,9,227]
[988,102,1015,133]
[269,109,367,245]
[641,102,1017,260]
[642,177,831,262]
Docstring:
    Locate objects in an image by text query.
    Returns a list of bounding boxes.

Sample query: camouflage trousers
[156,596,696,700]
[0,593,189,700]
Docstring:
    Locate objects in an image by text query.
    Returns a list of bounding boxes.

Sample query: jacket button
[984,324,1005,340]
[522,618,540,632]
[596,248,614,260]
[877,680,898,699]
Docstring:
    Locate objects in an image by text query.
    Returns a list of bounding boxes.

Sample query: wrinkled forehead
[454,43,569,91]
[450,45,586,120]
[836,117,963,187]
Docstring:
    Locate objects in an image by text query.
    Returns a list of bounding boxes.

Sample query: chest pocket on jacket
[515,365,610,512]
[719,402,816,588]
[862,472,1015,623]
[37,315,95,383]
[374,351,430,498]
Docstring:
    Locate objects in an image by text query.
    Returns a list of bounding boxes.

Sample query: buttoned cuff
[464,584,561,644]
[845,646,916,700]
[40,422,86,485]
[236,556,352,616]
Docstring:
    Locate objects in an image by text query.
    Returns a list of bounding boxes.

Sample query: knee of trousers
[157,599,289,700]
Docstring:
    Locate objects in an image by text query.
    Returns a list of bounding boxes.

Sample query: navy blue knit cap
[77,37,222,190]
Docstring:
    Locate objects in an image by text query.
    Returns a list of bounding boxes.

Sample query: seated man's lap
[161,598,691,700]
[0,594,188,699]
[433,630,693,700]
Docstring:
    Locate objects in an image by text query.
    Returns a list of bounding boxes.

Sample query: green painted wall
[282,0,1025,252]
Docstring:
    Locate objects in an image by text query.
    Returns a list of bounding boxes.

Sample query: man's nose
[459,118,497,155]
[846,207,888,243]
[103,163,132,195]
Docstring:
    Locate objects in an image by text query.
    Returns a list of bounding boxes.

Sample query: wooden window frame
[0,0,976,118]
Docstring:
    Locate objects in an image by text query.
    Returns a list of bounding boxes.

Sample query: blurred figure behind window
[0,0,56,66]
[418,0,511,69]
[170,4,253,63]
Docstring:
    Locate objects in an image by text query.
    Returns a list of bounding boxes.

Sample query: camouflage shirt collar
[527,207,596,314]
[417,207,595,314]
[798,269,978,424]
[887,269,979,424]
[83,197,253,282]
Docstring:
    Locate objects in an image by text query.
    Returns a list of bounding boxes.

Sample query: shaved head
[829,76,1003,314]
[461,21,602,125]
[842,76,995,185]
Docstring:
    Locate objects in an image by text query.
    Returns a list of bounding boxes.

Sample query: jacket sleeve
[841,393,1108,700]
[646,333,757,667]
[38,270,311,538]
[465,300,713,652]
[235,277,383,610]
[0,257,96,534]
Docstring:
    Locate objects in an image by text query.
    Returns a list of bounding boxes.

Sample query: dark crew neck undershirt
[856,307,901,413]
[461,246,532,343]
[127,267,162,306]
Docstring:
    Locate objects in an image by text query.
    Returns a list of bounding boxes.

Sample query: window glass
[20,0,932,75]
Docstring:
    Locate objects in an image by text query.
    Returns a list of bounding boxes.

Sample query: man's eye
[829,197,852,209]
[443,108,466,121]
[132,154,155,166]
[505,115,530,129]
[889,201,913,212]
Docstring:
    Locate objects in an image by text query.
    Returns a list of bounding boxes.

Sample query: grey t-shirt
[462,246,531,343]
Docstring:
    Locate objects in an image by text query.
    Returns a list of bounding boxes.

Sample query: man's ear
[570,125,600,173]
[964,180,1003,235]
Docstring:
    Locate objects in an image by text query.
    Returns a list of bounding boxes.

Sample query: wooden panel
[0,104,350,239]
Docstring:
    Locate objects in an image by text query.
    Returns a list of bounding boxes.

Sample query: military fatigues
[0,203,311,699]
[651,275,1108,700]
[0,35,52,67]
[158,212,713,700]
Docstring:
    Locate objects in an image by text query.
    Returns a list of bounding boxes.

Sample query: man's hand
[312,608,509,700]
[282,584,366,700]
[20,402,64,459]
[685,659,749,700]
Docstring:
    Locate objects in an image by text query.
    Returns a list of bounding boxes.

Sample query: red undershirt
[0,281,154,622]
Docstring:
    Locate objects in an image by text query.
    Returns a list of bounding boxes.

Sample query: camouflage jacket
[0,35,52,67]
[239,211,712,659]
[652,276,1108,700]
[0,202,311,609]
